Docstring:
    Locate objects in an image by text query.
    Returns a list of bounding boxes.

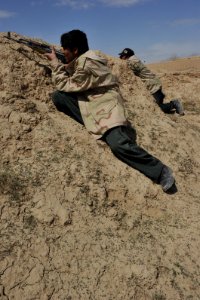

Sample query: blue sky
[1,0,200,62]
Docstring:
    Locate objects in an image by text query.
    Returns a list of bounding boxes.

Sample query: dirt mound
[0,32,200,299]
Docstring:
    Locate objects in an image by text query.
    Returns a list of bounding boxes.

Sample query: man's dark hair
[61,29,89,56]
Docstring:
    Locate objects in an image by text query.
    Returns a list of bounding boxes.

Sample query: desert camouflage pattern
[127,55,162,94]
[51,50,127,139]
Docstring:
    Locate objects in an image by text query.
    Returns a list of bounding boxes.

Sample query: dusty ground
[0,32,200,300]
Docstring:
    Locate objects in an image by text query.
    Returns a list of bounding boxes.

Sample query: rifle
[5,31,66,63]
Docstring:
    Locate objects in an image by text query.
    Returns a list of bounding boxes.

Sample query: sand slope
[0,32,200,300]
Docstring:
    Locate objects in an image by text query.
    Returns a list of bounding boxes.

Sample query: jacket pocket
[90,98,117,120]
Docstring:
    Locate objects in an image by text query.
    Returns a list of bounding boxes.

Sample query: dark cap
[118,48,134,57]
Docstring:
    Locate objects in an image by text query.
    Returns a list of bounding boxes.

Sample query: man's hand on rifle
[44,46,57,61]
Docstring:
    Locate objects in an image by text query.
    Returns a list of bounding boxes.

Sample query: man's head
[118,48,134,60]
[61,29,89,63]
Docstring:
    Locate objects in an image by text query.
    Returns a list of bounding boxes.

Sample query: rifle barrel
[5,32,66,63]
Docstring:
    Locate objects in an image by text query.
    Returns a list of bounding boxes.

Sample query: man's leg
[52,90,84,125]
[152,89,184,115]
[159,101,184,115]
[103,126,175,190]
[159,102,174,114]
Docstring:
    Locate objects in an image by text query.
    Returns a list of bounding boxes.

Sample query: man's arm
[128,56,162,95]
[46,53,99,93]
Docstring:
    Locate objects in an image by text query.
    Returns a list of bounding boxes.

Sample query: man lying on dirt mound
[45,29,176,193]
[118,48,184,115]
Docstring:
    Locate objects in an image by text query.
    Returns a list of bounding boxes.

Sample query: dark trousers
[159,102,174,114]
[52,90,84,125]
[52,91,164,182]
[152,89,174,113]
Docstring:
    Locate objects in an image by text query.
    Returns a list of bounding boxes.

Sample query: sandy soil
[0,32,200,300]
[148,56,200,73]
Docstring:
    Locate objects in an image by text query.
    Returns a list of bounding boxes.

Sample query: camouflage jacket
[51,50,127,139]
[127,55,161,94]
